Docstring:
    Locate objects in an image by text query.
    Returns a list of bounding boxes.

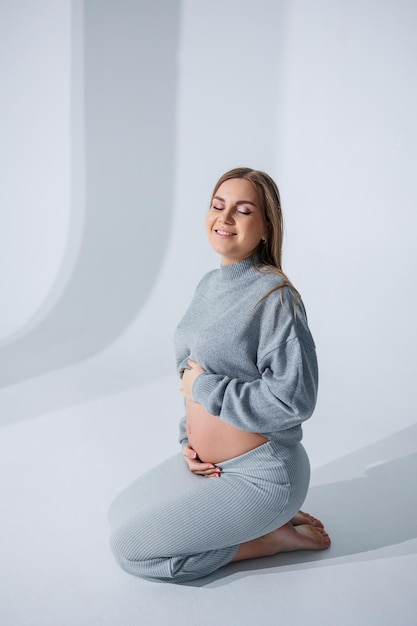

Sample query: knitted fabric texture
[174,256,318,447]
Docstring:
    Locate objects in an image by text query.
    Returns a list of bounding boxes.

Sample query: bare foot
[263,522,331,554]
[291,510,324,529]
[231,522,330,562]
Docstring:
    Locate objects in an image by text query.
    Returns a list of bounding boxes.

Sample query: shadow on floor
[186,423,417,587]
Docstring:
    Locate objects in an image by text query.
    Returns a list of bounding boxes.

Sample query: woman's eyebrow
[213,195,258,208]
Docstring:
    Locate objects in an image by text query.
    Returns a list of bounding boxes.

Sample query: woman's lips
[215,229,236,238]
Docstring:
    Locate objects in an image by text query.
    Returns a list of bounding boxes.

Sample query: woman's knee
[110,523,147,564]
[110,528,178,582]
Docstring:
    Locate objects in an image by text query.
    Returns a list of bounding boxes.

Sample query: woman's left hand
[180,359,205,401]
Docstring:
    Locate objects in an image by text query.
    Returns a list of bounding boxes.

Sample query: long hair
[210,167,301,309]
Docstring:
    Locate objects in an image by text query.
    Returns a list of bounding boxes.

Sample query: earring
[261,238,267,244]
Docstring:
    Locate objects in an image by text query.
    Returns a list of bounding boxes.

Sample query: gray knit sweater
[174,257,318,447]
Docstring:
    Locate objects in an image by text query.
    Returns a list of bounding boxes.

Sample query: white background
[1,1,416,624]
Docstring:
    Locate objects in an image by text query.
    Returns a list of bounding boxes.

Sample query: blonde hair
[211,167,301,309]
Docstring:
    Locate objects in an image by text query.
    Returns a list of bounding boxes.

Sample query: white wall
[0,0,180,385]
[1,0,416,464]
[0,0,72,340]
[274,0,417,462]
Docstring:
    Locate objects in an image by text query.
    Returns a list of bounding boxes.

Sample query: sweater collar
[219,256,260,282]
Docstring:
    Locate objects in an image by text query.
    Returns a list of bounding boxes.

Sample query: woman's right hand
[182,445,221,478]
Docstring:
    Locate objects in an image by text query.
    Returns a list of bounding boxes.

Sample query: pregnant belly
[186,399,268,464]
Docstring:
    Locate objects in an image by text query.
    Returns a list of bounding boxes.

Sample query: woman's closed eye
[211,204,252,215]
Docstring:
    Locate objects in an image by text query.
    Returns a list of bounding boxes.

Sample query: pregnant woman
[109,167,330,583]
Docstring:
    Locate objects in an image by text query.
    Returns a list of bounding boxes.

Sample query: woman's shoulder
[254,267,287,288]
[253,269,308,324]
[252,267,298,302]
[195,268,218,289]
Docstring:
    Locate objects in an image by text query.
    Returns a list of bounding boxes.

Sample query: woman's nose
[218,208,235,223]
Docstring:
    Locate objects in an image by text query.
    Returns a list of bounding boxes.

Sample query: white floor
[1,365,416,626]
[1,1,417,623]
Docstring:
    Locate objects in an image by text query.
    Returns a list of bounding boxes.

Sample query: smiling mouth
[215,229,236,237]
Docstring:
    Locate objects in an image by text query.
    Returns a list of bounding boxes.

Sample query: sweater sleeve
[178,414,189,447]
[191,334,318,434]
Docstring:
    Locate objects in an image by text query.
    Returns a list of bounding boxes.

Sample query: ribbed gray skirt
[108,440,310,583]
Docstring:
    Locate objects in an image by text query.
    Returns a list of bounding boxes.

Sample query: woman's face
[206,178,266,265]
